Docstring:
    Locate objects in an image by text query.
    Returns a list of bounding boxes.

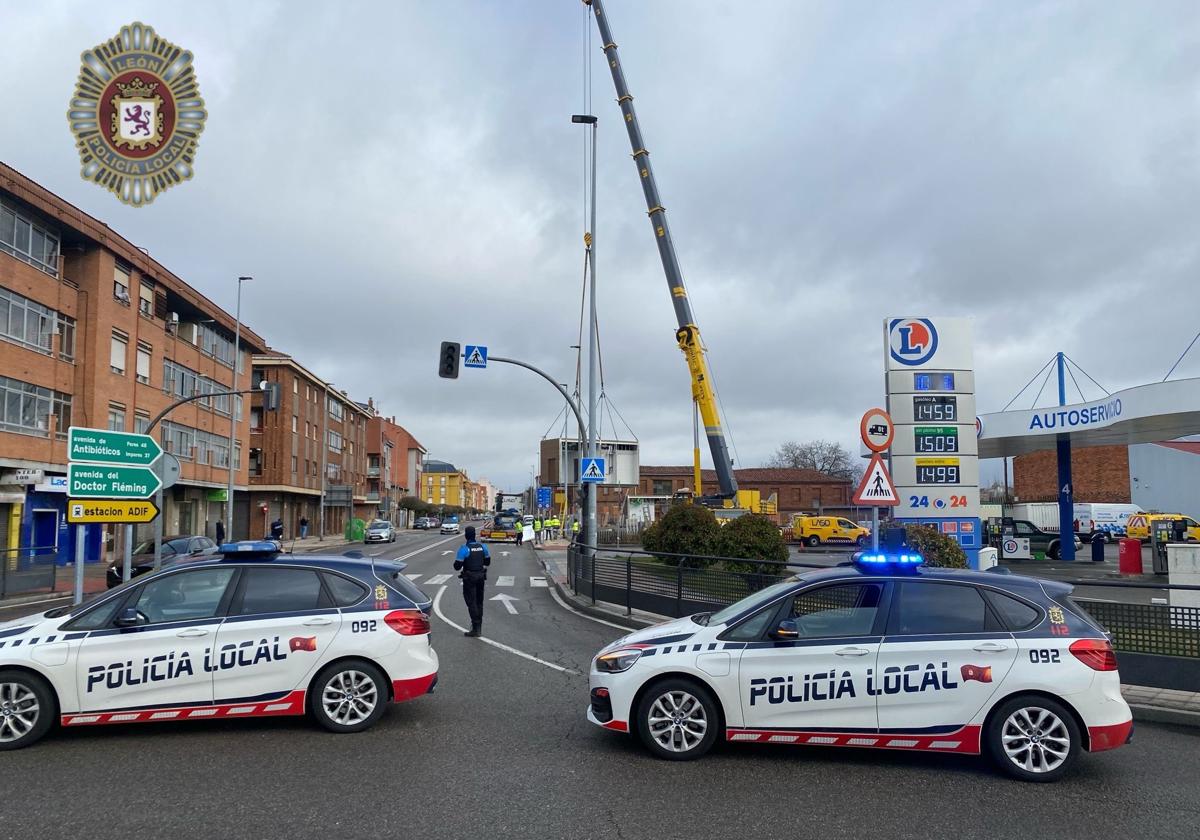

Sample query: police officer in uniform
[453,526,491,637]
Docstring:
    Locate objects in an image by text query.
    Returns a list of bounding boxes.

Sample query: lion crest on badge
[67,22,207,207]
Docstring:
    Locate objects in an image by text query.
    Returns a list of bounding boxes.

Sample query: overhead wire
[1163,329,1200,382]
[1065,361,1087,404]
[1066,355,1110,396]
[1030,362,1056,409]
[1001,355,1056,411]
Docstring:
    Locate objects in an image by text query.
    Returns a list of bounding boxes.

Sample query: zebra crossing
[405,573,547,588]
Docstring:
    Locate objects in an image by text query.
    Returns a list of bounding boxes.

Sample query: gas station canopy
[978,377,1200,459]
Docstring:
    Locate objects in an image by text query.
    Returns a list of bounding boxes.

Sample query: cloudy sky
[3,1,1197,491]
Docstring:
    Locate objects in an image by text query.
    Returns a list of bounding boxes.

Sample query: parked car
[792,515,870,548]
[413,517,434,530]
[1125,513,1200,543]
[104,535,220,588]
[1011,520,1082,560]
[365,520,396,543]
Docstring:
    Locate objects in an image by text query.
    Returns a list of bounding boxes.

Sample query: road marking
[545,575,637,632]
[495,575,515,587]
[490,593,520,614]
[529,576,548,588]
[388,535,459,563]
[440,550,453,556]
[404,574,422,581]
[426,574,453,585]
[500,551,510,557]
[431,587,578,675]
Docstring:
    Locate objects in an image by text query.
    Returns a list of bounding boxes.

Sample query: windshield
[708,578,799,626]
[369,521,389,529]
[44,575,140,619]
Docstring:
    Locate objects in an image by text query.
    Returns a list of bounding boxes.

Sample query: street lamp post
[572,113,599,552]
[226,276,250,539]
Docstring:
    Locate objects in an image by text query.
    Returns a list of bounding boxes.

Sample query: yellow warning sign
[67,499,160,524]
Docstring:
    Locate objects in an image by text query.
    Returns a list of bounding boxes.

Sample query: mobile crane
[584,0,774,517]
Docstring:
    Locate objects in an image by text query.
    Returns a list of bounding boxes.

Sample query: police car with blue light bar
[0,542,438,750]
[587,552,1132,781]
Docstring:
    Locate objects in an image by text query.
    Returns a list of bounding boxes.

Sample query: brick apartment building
[362,404,426,525]
[0,162,267,563]
[636,466,854,524]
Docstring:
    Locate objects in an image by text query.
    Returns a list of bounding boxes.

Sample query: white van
[1075,503,1144,542]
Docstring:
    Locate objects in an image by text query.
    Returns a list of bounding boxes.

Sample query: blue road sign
[580,457,606,483]
[464,345,488,368]
[537,486,551,508]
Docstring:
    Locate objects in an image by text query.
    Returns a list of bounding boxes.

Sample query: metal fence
[567,543,1200,691]
[0,546,58,599]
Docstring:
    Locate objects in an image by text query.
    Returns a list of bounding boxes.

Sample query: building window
[134,411,150,434]
[197,322,235,368]
[107,404,126,431]
[235,394,243,421]
[652,479,673,496]
[328,397,344,421]
[293,379,298,394]
[0,198,59,277]
[292,415,298,433]
[113,265,131,305]
[249,448,262,476]
[328,429,343,453]
[57,315,75,361]
[292,455,298,474]
[110,332,127,374]
[138,282,154,317]
[0,374,71,438]
[250,407,263,430]
[135,342,151,384]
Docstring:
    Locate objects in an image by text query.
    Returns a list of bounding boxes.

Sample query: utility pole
[226,276,250,538]
[573,112,599,551]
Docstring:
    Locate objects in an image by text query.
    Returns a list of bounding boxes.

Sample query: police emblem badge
[67,22,207,207]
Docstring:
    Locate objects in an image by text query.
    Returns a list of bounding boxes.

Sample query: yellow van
[1125,513,1200,542]
[792,515,870,547]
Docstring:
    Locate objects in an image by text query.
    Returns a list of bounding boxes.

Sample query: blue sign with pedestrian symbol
[464,345,487,368]
[580,457,606,483]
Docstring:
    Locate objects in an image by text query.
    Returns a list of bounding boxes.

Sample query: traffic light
[262,381,281,411]
[439,341,461,379]
[496,494,504,512]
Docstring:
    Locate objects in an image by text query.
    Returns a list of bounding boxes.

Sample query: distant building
[423,459,469,510]
[635,466,854,524]
[538,437,639,524]
[249,355,370,538]
[1013,437,1200,516]
[361,403,426,525]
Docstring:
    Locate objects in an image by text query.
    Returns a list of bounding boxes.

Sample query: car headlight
[595,648,643,673]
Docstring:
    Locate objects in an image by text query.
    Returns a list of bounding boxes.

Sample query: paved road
[2,528,1198,839]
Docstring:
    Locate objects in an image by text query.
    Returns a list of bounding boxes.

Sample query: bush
[641,502,720,567]
[902,524,968,569]
[715,514,789,575]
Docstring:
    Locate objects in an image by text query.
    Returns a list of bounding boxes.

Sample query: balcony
[367,465,381,477]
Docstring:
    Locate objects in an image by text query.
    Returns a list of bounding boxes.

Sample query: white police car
[0,542,438,750]
[587,554,1132,781]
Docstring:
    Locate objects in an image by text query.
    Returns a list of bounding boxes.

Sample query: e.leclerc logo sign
[889,318,939,366]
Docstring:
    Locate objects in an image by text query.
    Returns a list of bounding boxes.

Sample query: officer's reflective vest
[572,520,580,533]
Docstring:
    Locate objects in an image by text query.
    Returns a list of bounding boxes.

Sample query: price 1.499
[916,465,960,484]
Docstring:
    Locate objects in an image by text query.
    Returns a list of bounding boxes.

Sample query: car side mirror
[772,618,799,640]
[114,607,142,627]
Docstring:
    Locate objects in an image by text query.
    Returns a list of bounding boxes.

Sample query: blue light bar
[218,540,280,555]
[855,552,924,568]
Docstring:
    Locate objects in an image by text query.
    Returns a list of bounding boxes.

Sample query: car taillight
[384,609,430,636]
[1070,638,1118,671]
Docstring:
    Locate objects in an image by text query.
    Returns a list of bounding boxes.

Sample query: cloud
[2,0,1196,491]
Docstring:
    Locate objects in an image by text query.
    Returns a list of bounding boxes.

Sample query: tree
[641,502,720,567]
[765,439,862,481]
[715,514,789,575]
[902,524,967,569]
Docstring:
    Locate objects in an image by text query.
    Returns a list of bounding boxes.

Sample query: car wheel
[0,670,56,751]
[309,660,388,734]
[855,535,867,547]
[1047,541,1061,560]
[987,695,1080,782]
[635,678,720,761]
[805,535,821,548]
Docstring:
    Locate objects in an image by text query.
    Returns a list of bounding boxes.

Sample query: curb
[0,589,81,609]
[540,557,660,630]
[1128,703,1200,729]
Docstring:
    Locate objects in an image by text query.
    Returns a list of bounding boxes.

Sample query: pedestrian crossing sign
[580,457,606,483]
[852,454,899,506]
[464,345,487,368]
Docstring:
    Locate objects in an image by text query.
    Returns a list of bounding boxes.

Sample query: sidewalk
[537,547,1200,729]
[0,562,107,608]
